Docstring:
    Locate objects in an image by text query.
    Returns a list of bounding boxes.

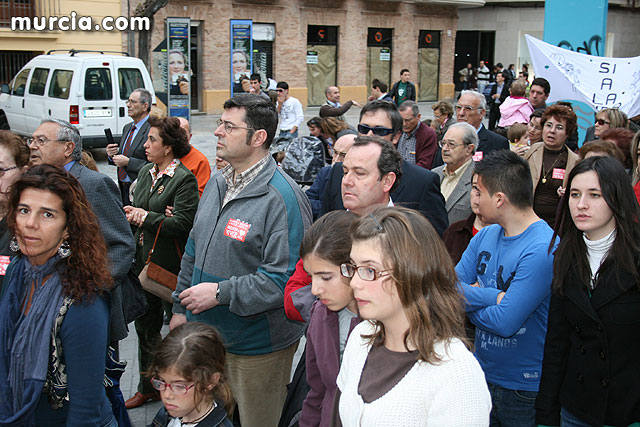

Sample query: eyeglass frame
[216,118,254,134]
[454,104,483,113]
[439,138,467,149]
[26,136,67,148]
[357,123,394,137]
[340,263,393,281]
[150,377,196,395]
[595,118,611,126]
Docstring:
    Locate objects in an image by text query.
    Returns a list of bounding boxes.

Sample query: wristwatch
[215,284,221,302]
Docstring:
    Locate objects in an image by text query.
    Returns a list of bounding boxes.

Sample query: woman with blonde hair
[334,207,491,426]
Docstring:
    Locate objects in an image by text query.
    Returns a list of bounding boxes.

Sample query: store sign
[306,51,318,64]
[167,18,191,120]
[380,48,390,61]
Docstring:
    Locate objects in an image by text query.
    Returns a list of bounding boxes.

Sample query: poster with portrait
[167,17,191,120]
[230,20,253,97]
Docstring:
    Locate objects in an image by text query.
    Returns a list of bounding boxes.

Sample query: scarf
[0,255,65,426]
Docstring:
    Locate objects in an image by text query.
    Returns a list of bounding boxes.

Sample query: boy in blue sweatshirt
[456,151,557,426]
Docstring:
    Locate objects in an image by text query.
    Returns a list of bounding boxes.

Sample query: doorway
[453,30,495,90]
[366,28,393,98]
[306,25,337,106]
[418,30,440,101]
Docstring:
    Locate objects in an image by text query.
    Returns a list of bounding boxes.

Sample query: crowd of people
[0,60,638,427]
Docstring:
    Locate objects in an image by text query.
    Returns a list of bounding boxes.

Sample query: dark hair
[351,207,468,362]
[352,135,403,193]
[530,108,545,120]
[372,79,388,93]
[276,81,289,90]
[555,101,574,110]
[148,322,233,414]
[600,127,635,170]
[497,71,509,80]
[400,69,410,76]
[359,100,403,138]
[0,130,29,168]
[147,116,190,158]
[300,210,355,264]
[541,104,578,139]
[508,63,515,69]
[531,77,551,96]
[7,165,112,300]
[551,156,640,293]
[307,117,322,128]
[474,150,533,209]
[223,94,278,149]
[249,73,261,82]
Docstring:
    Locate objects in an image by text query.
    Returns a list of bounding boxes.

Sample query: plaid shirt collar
[222,154,271,205]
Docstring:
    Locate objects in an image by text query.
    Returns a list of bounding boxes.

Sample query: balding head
[177,117,191,143]
[333,133,356,163]
[325,86,340,103]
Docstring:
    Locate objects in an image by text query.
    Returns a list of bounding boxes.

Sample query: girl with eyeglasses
[333,207,491,426]
[147,322,233,427]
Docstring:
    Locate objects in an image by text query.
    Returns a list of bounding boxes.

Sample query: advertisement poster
[230,20,253,97]
[167,18,191,120]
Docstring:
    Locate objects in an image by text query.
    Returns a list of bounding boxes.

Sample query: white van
[0,50,155,148]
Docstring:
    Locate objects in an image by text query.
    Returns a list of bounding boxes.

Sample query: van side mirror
[0,84,9,94]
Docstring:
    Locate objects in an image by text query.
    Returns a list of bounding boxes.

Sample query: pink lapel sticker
[224,218,252,242]
[552,168,566,180]
[472,151,483,162]
[0,256,11,276]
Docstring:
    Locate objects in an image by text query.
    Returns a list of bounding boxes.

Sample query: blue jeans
[561,407,591,427]
[280,129,298,139]
[487,382,537,427]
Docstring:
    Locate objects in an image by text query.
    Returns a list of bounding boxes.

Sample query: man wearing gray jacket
[433,122,477,225]
[170,94,312,427]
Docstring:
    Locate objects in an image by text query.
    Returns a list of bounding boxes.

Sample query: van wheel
[0,112,9,130]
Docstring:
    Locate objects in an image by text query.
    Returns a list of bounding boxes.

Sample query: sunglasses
[357,124,394,137]
[595,118,611,126]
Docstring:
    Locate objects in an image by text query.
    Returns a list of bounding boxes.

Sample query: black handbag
[121,267,149,324]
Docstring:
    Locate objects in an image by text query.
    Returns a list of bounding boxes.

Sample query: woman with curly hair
[0,164,116,426]
[334,207,491,426]
[123,115,199,409]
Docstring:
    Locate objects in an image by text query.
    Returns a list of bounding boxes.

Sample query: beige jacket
[524,142,580,191]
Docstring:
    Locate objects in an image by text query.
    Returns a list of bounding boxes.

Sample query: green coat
[132,162,199,276]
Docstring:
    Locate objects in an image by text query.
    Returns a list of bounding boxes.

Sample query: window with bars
[0,51,37,85]
[0,0,36,28]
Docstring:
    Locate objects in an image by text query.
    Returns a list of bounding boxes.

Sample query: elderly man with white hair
[455,90,508,158]
[433,122,478,224]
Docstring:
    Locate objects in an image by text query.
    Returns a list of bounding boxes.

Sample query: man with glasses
[28,118,135,349]
[456,90,508,158]
[306,133,356,220]
[170,94,311,427]
[397,101,438,169]
[106,88,152,205]
[276,81,304,139]
[320,100,448,236]
[433,122,477,225]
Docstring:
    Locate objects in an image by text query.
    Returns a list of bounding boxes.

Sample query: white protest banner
[526,34,640,118]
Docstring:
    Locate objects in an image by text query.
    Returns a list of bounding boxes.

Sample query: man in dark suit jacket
[321,100,448,236]
[30,119,136,342]
[488,71,510,131]
[456,90,509,157]
[106,88,152,206]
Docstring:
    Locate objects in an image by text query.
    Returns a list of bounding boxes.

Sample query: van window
[48,70,73,99]
[11,68,31,96]
[118,68,145,100]
[28,68,49,96]
[84,68,113,100]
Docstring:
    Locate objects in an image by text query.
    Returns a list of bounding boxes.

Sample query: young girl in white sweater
[333,207,491,426]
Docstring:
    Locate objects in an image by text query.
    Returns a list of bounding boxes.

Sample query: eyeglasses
[439,139,466,149]
[26,136,65,147]
[0,166,18,177]
[276,89,284,93]
[340,263,393,281]
[455,105,480,113]
[544,122,565,132]
[595,118,611,126]
[216,119,254,134]
[357,124,394,137]
[150,377,195,394]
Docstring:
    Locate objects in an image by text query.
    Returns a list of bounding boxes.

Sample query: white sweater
[337,321,491,427]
